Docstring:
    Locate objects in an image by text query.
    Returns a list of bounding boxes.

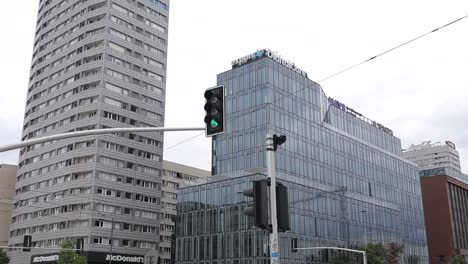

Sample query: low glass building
[176,49,428,264]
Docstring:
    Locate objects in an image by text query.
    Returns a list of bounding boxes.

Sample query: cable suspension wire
[165,13,468,150]
[163,132,205,152]
[318,14,468,83]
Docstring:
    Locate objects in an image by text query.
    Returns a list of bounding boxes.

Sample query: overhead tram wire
[249,13,468,113]
[161,13,468,150]
[318,13,468,83]
[163,131,205,152]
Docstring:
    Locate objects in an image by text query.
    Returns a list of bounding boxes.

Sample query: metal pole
[363,251,367,264]
[266,134,279,264]
[0,126,205,152]
[109,217,115,264]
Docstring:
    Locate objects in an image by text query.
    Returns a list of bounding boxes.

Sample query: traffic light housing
[272,134,286,151]
[276,182,290,232]
[243,180,269,230]
[23,235,32,252]
[243,179,290,232]
[204,85,225,137]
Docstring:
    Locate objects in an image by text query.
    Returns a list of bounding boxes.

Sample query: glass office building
[176,49,428,264]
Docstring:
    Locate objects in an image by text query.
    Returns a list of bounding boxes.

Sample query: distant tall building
[176,49,428,264]
[0,164,16,248]
[9,0,169,263]
[411,141,468,263]
[403,141,461,171]
[160,161,210,264]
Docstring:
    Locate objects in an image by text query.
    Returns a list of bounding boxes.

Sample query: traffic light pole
[266,134,280,264]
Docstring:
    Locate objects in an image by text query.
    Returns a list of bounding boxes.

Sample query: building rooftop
[403,140,461,172]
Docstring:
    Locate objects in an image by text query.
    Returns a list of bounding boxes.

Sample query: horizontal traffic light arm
[0,126,205,153]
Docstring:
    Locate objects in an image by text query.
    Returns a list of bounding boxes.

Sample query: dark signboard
[31,253,60,264]
[31,252,146,264]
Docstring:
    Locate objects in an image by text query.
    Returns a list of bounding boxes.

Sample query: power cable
[162,13,468,149]
[318,14,468,83]
[163,132,205,152]
[250,14,468,115]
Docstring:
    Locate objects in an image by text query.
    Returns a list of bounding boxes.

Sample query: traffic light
[291,238,298,253]
[243,180,269,230]
[76,238,84,254]
[204,85,225,137]
[276,183,290,232]
[23,235,32,252]
[243,180,290,232]
[272,134,286,151]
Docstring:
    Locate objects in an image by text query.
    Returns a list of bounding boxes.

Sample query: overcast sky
[0,1,467,173]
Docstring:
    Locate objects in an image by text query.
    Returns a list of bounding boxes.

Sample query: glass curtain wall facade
[177,173,418,264]
[177,53,428,264]
[9,0,169,263]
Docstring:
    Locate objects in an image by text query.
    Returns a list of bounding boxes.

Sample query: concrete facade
[0,164,17,247]
[9,0,169,263]
[160,161,210,264]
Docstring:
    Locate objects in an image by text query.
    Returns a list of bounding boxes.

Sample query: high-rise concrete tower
[9,0,169,263]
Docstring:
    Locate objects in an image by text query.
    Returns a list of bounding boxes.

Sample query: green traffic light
[210,119,219,128]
